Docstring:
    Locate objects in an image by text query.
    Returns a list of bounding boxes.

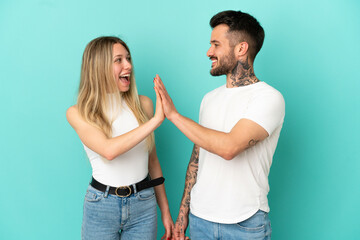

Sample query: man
[154,10,285,240]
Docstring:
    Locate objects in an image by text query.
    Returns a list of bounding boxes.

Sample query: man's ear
[234,42,249,59]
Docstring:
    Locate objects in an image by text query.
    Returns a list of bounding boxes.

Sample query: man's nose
[207,47,213,57]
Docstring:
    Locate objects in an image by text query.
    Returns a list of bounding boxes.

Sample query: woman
[66,36,173,240]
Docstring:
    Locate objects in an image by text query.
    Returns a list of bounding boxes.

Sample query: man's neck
[226,56,259,88]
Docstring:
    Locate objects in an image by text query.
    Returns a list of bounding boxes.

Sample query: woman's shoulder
[139,95,153,108]
[66,105,78,116]
[66,105,81,125]
[139,94,152,103]
[138,95,154,117]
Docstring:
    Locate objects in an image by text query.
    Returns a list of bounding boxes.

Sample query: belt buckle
[115,186,131,197]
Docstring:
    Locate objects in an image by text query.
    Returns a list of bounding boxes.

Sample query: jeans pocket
[236,211,266,233]
[136,187,155,201]
[84,188,104,202]
[236,222,265,232]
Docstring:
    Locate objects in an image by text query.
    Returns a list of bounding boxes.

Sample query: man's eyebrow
[210,40,220,44]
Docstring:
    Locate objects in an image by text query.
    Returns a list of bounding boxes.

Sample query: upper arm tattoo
[247,139,259,149]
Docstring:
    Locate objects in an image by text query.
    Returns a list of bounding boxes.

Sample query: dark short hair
[210,10,265,61]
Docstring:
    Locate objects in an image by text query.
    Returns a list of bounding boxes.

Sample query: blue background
[1,0,359,239]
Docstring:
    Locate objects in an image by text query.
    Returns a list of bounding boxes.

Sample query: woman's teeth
[119,74,130,81]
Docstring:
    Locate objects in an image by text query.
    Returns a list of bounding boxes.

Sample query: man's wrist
[179,205,190,216]
[168,111,181,122]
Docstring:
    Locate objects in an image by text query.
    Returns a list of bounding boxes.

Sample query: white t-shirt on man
[190,82,285,224]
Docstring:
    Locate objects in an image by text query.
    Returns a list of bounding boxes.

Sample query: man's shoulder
[257,82,284,100]
[203,84,226,100]
[252,82,285,113]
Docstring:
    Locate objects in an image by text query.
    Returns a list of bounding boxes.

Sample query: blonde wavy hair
[77,36,154,151]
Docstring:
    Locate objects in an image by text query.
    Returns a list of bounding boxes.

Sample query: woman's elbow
[103,152,116,161]
[102,146,118,161]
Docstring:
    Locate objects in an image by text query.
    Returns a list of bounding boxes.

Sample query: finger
[156,82,171,104]
[173,227,180,240]
[155,74,168,94]
[154,78,165,92]
[154,85,160,98]
[157,86,168,104]
[161,226,171,240]
[156,74,164,85]
[180,230,186,240]
[166,224,172,238]
[155,87,164,101]
[154,74,161,86]
[154,79,166,97]
[159,78,169,95]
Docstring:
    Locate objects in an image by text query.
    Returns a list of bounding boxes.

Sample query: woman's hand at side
[161,210,174,240]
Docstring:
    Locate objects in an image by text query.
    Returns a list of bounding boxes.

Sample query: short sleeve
[199,94,207,125]
[243,90,285,135]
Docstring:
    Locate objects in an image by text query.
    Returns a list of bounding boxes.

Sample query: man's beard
[210,50,237,76]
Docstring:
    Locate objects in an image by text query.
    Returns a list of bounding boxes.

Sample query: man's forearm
[169,112,231,158]
[169,112,268,160]
[179,144,199,216]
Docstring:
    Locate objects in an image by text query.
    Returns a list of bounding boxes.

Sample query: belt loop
[104,185,110,198]
[132,184,137,194]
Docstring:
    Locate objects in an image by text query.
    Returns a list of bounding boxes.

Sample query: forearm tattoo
[181,145,199,209]
[230,56,259,87]
[177,145,199,213]
[176,145,199,231]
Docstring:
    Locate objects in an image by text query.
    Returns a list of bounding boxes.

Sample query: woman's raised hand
[154,75,165,123]
[153,74,179,121]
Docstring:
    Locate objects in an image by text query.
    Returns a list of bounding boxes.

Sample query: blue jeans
[189,210,271,240]
[81,185,157,240]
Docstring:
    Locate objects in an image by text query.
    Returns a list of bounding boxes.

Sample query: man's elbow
[219,145,247,160]
[221,153,235,160]
[219,149,238,161]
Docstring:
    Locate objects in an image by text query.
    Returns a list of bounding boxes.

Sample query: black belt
[90,176,164,197]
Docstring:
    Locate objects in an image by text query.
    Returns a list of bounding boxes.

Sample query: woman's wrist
[160,206,171,217]
[149,116,163,128]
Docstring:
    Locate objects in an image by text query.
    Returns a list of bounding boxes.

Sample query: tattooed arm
[173,144,199,240]
[154,75,268,160]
